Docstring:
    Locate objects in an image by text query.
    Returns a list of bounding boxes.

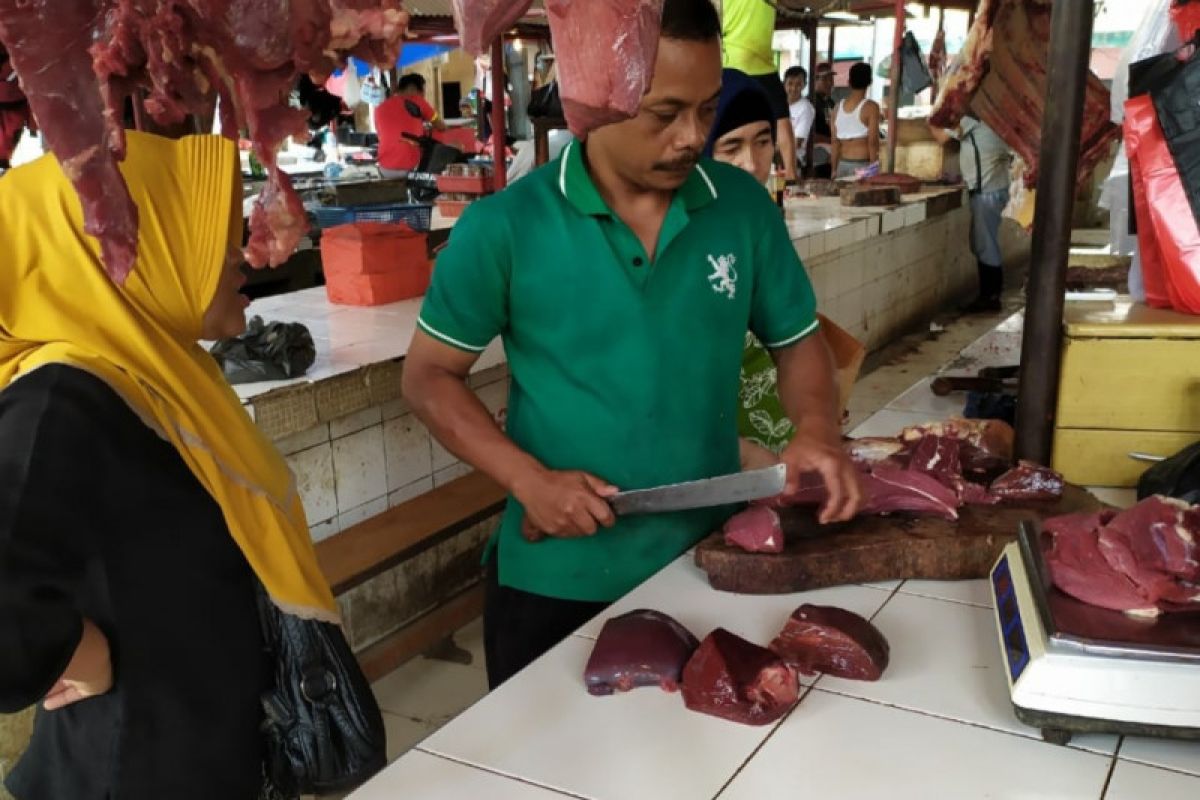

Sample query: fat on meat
[584,609,699,695]
[681,628,799,726]
[769,604,890,681]
[0,0,408,282]
[990,460,1064,502]
[723,506,784,554]
[899,417,1014,463]
[545,0,664,137]
[453,0,534,55]
[929,0,1119,190]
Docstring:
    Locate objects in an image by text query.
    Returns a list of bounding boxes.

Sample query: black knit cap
[703,69,776,157]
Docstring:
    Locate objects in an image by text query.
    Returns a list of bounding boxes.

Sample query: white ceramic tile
[289,442,338,525]
[273,423,330,456]
[338,496,387,531]
[350,750,572,800]
[864,215,881,237]
[433,462,473,487]
[1119,737,1200,776]
[817,592,1120,755]
[383,414,433,491]
[1106,761,1200,800]
[389,476,435,508]
[467,364,508,389]
[1088,487,1138,509]
[382,711,437,763]
[330,406,383,439]
[719,690,1112,800]
[332,427,388,511]
[373,656,489,726]
[308,517,340,543]
[847,409,936,439]
[896,578,992,608]
[420,635,786,800]
[884,376,969,417]
[793,236,811,261]
[881,208,905,234]
[455,617,486,672]
[573,555,893,650]
[807,231,827,258]
[905,202,927,226]
[381,398,410,420]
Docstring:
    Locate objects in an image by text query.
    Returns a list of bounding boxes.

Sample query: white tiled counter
[354,309,1200,800]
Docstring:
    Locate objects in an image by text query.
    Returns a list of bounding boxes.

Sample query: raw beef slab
[452,0,534,55]
[770,604,890,681]
[584,609,699,696]
[545,0,664,137]
[723,506,784,554]
[0,1,408,282]
[681,628,798,726]
[990,460,1064,502]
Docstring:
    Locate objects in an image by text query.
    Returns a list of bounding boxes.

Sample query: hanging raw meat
[681,628,799,726]
[452,0,534,55]
[544,0,665,137]
[769,604,890,681]
[929,0,1119,190]
[583,609,699,696]
[0,1,408,283]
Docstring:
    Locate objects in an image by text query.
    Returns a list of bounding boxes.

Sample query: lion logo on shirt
[706,253,738,300]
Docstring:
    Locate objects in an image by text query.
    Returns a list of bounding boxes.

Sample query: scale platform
[989,521,1200,745]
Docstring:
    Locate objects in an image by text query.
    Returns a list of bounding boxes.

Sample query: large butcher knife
[609,464,787,517]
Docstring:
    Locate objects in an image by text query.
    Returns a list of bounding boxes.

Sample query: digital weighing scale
[989,521,1200,745]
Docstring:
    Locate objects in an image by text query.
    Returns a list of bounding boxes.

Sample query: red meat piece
[452,0,534,56]
[1043,510,1158,615]
[899,418,1014,462]
[861,172,922,194]
[681,628,799,726]
[545,0,664,137]
[861,466,959,521]
[907,434,962,478]
[723,506,784,554]
[584,609,699,696]
[0,1,408,282]
[990,460,1065,502]
[770,604,890,681]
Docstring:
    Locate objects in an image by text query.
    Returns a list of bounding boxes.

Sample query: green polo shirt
[418,140,818,602]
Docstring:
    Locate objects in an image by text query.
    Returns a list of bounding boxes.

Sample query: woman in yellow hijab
[0,131,337,800]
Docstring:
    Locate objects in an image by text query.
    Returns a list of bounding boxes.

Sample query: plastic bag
[209,316,317,385]
[1126,94,1176,309]
[1126,93,1200,314]
[1136,440,1200,503]
[900,31,933,97]
[1111,0,1179,124]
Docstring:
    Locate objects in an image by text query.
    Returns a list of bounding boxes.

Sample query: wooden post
[828,23,836,65]
[1014,0,1096,464]
[491,37,507,190]
[885,0,905,172]
[805,18,819,176]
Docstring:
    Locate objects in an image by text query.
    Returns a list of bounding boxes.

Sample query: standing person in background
[809,65,835,178]
[0,48,32,170]
[0,132,341,800]
[929,115,1012,312]
[784,66,814,174]
[374,73,445,177]
[831,62,881,179]
[720,0,797,181]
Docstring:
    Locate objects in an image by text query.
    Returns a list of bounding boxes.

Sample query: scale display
[991,555,1029,681]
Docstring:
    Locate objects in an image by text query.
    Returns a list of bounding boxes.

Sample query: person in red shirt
[374,74,445,175]
[0,48,34,169]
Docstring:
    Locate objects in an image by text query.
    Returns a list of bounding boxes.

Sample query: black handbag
[257,587,387,798]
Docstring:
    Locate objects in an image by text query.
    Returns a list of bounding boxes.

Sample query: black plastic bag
[528,80,562,119]
[1136,441,1200,504]
[209,316,316,385]
[901,31,933,97]
[1151,42,1200,230]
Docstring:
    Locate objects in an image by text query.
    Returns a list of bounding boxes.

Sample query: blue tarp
[332,45,456,78]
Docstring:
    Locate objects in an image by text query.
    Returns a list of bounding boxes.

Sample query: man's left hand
[778,425,863,524]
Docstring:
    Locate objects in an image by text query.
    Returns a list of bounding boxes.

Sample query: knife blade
[609,464,787,517]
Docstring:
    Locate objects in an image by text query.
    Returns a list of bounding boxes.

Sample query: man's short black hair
[849,62,873,90]
[398,74,426,93]
[660,0,721,41]
[784,66,807,82]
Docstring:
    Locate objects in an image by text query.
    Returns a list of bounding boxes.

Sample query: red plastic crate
[436,198,472,219]
[436,173,494,194]
[320,222,430,305]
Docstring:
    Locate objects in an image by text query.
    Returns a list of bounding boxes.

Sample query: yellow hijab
[0,131,338,621]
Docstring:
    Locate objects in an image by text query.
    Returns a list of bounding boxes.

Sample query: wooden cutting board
[693,485,1103,594]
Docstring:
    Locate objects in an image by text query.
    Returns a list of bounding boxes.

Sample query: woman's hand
[44,618,113,711]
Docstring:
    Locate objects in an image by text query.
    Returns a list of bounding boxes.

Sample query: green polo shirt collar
[558,139,720,217]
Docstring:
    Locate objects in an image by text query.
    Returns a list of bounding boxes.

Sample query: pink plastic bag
[1125,93,1200,314]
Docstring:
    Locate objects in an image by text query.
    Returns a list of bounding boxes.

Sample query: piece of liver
[681,628,799,726]
[584,610,699,696]
[770,604,890,681]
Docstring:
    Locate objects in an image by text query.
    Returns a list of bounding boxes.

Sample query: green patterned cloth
[737,331,795,453]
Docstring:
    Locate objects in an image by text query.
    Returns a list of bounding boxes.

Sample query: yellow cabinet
[1053,301,1200,487]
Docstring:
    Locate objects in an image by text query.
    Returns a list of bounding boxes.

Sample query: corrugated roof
[405,0,545,17]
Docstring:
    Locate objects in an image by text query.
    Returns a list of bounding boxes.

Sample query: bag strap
[967,129,983,193]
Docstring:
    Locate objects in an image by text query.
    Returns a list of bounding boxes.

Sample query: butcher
[402,0,862,689]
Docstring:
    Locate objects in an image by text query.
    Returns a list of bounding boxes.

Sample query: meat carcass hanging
[544,0,665,137]
[929,0,1119,190]
[0,1,409,283]
[452,0,534,56]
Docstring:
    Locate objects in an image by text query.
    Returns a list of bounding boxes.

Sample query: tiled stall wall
[271,362,510,652]
[0,709,34,800]
[801,205,973,352]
